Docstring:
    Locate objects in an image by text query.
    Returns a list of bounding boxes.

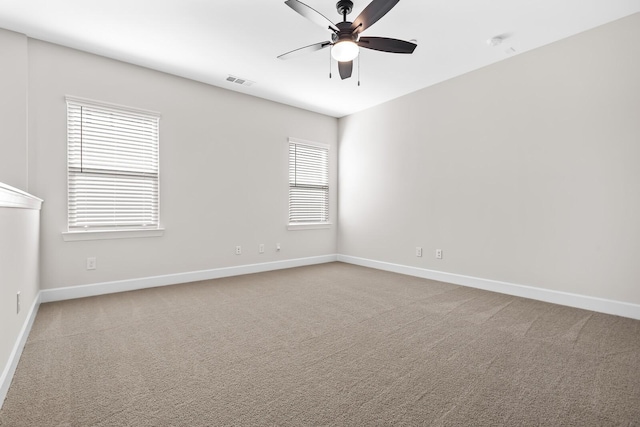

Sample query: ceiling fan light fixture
[332,40,359,62]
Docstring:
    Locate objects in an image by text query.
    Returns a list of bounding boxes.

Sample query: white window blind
[289,139,329,224]
[66,97,160,231]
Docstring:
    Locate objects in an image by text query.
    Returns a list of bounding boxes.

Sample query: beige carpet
[1,262,639,426]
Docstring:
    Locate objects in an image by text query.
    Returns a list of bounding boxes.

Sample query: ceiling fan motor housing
[336,0,354,17]
[332,21,359,43]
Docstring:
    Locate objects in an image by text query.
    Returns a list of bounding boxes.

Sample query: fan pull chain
[329,47,332,79]
[357,54,361,86]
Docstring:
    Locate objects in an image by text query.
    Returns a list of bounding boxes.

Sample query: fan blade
[278,41,331,60]
[350,0,400,34]
[358,36,417,54]
[285,0,339,33]
[338,61,353,80]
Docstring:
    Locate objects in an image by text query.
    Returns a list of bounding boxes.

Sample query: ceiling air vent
[226,75,255,86]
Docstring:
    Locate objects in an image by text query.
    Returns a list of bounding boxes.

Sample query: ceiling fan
[277,0,417,80]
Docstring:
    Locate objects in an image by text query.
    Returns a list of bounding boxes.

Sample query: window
[288,138,330,229]
[65,96,160,235]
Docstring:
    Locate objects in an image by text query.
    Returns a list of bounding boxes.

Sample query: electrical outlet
[259,244,265,254]
[416,247,422,257]
[86,257,97,270]
[436,249,443,259]
[276,243,281,252]
[235,246,242,255]
[16,292,21,314]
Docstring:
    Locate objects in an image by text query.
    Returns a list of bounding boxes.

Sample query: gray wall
[0,29,28,190]
[338,14,640,304]
[0,29,39,404]
[26,40,338,290]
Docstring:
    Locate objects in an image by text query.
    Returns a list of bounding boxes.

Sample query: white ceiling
[1,0,639,117]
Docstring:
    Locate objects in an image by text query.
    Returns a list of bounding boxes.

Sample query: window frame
[287,137,332,231]
[62,96,164,241]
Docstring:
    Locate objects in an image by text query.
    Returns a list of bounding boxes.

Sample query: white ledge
[0,182,43,210]
[287,222,332,231]
[62,228,165,241]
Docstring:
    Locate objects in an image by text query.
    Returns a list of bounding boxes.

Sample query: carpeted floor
[1,262,639,426]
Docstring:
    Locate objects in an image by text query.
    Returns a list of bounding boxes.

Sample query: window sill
[62,228,165,241]
[287,222,332,231]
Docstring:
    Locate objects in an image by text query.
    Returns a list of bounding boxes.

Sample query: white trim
[0,182,43,210]
[65,95,161,118]
[8,254,636,411]
[0,292,41,409]
[287,137,330,150]
[40,255,338,303]
[62,228,165,241]
[287,222,332,231]
[337,255,640,320]
[1,255,337,408]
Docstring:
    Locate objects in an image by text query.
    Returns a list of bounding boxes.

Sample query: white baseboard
[337,255,640,320]
[2,255,337,409]
[0,292,41,409]
[6,252,636,410]
[40,254,338,303]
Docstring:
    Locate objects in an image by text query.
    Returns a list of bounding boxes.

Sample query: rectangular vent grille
[226,75,255,86]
